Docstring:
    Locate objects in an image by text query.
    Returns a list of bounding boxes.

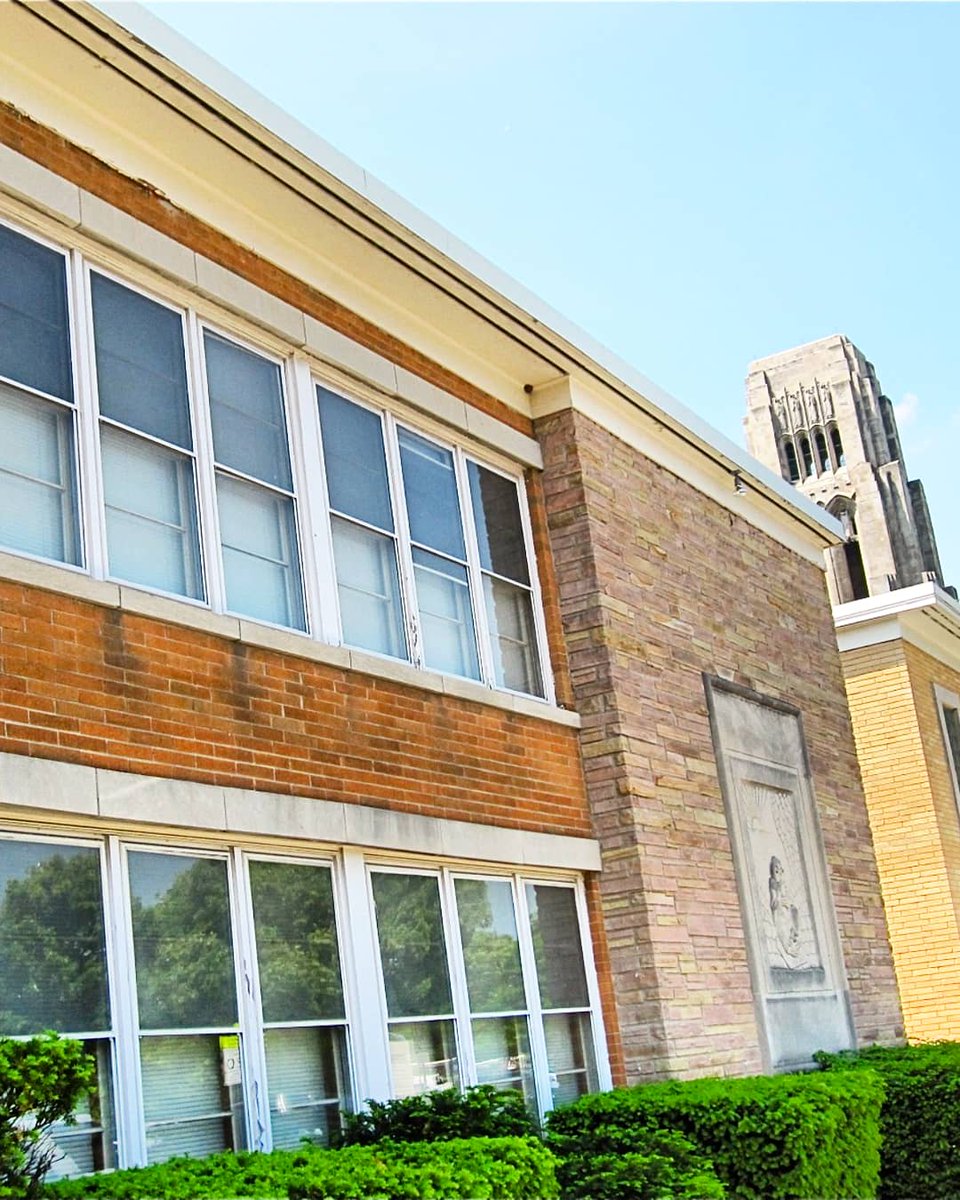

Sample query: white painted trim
[0,169,543,469]
[834,582,960,668]
[0,751,601,870]
[75,1,851,539]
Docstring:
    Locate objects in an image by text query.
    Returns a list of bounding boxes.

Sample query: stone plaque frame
[704,676,855,1070]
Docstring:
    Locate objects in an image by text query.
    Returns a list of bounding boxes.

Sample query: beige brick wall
[842,639,960,1039]
[538,407,902,1080]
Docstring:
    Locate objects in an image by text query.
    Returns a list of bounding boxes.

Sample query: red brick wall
[0,578,591,833]
[537,407,902,1080]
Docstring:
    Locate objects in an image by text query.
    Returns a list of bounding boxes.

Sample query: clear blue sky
[144,1,959,588]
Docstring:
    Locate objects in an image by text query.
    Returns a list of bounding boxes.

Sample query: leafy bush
[553,1126,725,1200]
[338,1084,539,1145]
[546,1068,884,1200]
[816,1042,960,1200]
[44,1136,557,1200]
[0,1033,96,1199]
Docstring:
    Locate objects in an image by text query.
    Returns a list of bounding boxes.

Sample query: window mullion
[573,879,613,1092]
[383,412,422,667]
[187,313,226,613]
[229,847,270,1153]
[107,838,148,1166]
[297,364,341,643]
[441,869,476,1089]
[456,450,496,688]
[342,851,393,1103]
[514,471,556,705]
[72,253,109,579]
[514,877,552,1117]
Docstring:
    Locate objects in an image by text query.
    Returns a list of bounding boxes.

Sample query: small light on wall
[733,471,747,496]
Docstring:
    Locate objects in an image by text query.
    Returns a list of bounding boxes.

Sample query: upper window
[0,219,551,700]
[0,224,80,566]
[318,388,546,696]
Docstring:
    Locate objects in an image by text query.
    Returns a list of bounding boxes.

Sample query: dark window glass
[249,860,344,1022]
[830,425,846,468]
[371,873,452,1018]
[800,437,814,478]
[525,884,589,1009]
[784,442,800,483]
[318,388,394,531]
[815,432,830,472]
[205,332,291,489]
[0,224,72,401]
[467,462,529,585]
[129,853,237,1029]
[398,428,465,560]
[91,274,192,449]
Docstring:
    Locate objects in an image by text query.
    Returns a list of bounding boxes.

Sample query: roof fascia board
[48,0,834,542]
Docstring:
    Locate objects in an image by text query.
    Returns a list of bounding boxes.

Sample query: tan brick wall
[537,407,902,1080]
[842,639,960,1039]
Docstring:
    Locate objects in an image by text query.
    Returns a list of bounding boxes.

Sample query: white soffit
[2,0,837,550]
[835,582,960,668]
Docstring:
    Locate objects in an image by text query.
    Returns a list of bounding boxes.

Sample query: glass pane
[0,841,109,1035]
[46,1040,117,1179]
[467,462,529,585]
[455,878,525,1014]
[483,577,543,697]
[525,884,589,1009]
[0,384,80,565]
[205,332,292,489]
[0,223,72,401]
[249,860,344,1023]
[91,274,192,449]
[129,853,237,1030]
[398,427,465,559]
[140,1034,243,1164]
[331,516,407,659]
[543,1012,598,1106]
[388,1020,459,1098]
[471,1016,534,1103]
[371,873,452,1018]
[217,474,305,629]
[101,425,203,599]
[264,1026,348,1149]
[944,706,960,783]
[317,388,393,531]
[412,547,480,680]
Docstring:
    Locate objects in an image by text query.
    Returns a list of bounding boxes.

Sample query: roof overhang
[834,582,960,669]
[0,0,841,560]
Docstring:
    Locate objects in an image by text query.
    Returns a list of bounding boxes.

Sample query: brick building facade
[0,0,900,1178]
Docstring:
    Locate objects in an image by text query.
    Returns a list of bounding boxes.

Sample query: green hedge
[552,1124,725,1200]
[338,1084,539,1145]
[817,1042,960,1200]
[545,1069,884,1200]
[44,1136,557,1200]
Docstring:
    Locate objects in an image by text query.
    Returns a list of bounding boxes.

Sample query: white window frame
[0,214,556,702]
[935,684,960,813]
[315,380,554,701]
[0,218,86,574]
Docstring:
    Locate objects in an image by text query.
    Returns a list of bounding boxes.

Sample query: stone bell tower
[744,335,946,606]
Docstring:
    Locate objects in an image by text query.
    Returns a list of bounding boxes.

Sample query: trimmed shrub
[554,1126,725,1200]
[546,1068,884,1200]
[0,1033,96,1200]
[44,1136,557,1200]
[816,1042,960,1200]
[338,1084,539,1145]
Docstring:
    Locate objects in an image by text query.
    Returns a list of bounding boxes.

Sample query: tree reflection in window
[0,844,109,1035]
[128,853,236,1030]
